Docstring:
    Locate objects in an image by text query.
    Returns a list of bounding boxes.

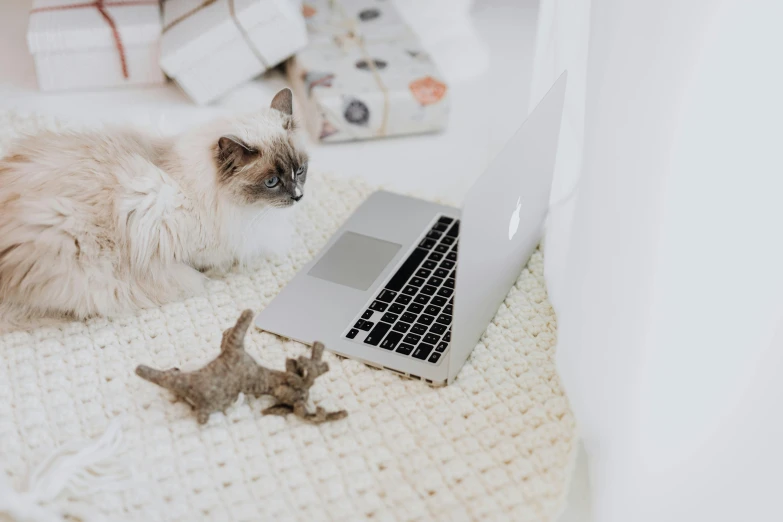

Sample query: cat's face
[213,89,309,209]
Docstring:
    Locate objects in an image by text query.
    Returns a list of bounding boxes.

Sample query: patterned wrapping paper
[288,0,449,142]
[161,0,308,105]
[26,0,165,91]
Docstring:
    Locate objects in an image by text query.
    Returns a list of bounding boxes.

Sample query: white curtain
[530,1,783,520]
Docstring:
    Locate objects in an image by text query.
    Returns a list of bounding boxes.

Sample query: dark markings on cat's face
[214,134,308,208]
[213,88,308,208]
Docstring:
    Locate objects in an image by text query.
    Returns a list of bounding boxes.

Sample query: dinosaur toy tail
[221,309,255,352]
[135,365,171,385]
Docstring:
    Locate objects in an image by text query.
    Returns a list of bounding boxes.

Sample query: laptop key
[377,290,396,303]
[434,268,449,278]
[446,251,457,261]
[396,343,414,355]
[380,331,402,350]
[438,216,454,225]
[362,310,373,320]
[421,285,437,296]
[444,332,451,342]
[430,323,447,335]
[417,314,435,326]
[413,343,434,360]
[425,305,441,316]
[433,223,448,233]
[403,333,421,344]
[427,230,442,240]
[395,294,411,305]
[444,278,455,289]
[414,294,430,305]
[446,221,460,237]
[427,276,443,287]
[415,269,431,279]
[437,287,453,298]
[360,321,374,331]
[411,324,427,335]
[444,304,453,315]
[441,236,455,246]
[347,329,359,339]
[434,244,449,254]
[393,322,410,333]
[354,319,366,329]
[409,277,425,287]
[436,341,448,352]
[424,333,440,344]
[385,248,427,291]
[402,285,418,296]
[381,312,399,323]
[423,260,437,270]
[428,252,443,262]
[431,296,447,307]
[441,260,455,270]
[390,303,405,314]
[429,352,442,363]
[364,322,391,345]
[407,303,424,314]
[369,301,387,312]
[401,312,417,323]
[436,314,451,325]
[419,238,436,249]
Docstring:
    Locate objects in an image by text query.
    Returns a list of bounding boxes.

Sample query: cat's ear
[215,135,256,179]
[270,88,293,116]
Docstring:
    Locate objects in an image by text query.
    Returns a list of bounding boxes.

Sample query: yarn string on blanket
[0,419,131,522]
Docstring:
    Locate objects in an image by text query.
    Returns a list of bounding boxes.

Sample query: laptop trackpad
[308,231,401,291]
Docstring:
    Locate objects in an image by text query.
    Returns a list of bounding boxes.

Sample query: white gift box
[27,0,165,91]
[161,0,308,105]
[288,0,449,143]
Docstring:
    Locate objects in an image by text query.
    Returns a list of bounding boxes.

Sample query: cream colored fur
[0,106,303,331]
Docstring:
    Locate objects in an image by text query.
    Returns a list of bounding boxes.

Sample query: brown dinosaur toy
[135,309,347,424]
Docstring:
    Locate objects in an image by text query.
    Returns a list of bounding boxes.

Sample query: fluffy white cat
[0,88,308,331]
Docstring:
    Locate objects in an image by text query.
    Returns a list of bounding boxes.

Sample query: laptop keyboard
[344,215,459,365]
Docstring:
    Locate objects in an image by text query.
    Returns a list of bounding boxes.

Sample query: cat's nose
[291,194,303,202]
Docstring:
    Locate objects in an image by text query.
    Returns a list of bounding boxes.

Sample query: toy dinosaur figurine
[135,309,347,424]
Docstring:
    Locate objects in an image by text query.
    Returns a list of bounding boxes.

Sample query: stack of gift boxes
[26,0,449,141]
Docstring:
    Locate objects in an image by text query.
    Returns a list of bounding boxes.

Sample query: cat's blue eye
[265,176,279,188]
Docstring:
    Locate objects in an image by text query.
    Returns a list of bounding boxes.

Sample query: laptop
[255,73,567,386]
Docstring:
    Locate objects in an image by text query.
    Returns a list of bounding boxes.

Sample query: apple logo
[508,196,521,240]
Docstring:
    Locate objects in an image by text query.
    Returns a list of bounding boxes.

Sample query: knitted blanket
[0,113,576,522]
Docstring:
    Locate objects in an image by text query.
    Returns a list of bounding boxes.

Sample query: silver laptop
[255,73,567,386]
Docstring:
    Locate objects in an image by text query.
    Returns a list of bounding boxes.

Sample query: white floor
[0,1,591,519]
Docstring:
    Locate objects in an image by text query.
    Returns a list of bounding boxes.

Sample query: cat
[0,88,308,331]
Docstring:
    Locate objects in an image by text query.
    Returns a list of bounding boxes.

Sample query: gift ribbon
[30,0,160,80]
[323,1,391,137]
[162,0,269,69]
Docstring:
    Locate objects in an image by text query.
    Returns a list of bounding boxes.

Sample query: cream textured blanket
[0,113,576,522]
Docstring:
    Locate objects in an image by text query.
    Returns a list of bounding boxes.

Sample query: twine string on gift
[30,0,160,80]
[329,1,391,137]
[227,0,269,69]
[162,0,269,70]
[161,0,217,33]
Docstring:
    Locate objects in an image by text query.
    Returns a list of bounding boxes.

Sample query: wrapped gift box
[287,0,449,143]
[161,0,308,105]
[27,0,165,91]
